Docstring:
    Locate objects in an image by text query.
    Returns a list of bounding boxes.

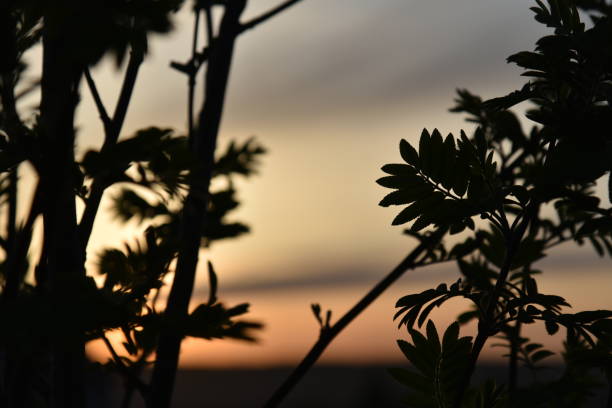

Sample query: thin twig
[238,0,303,34]
[149,2,249,407]
[508,275,527,401]
[84,68,112,130]
[108,46,144,146]
[170,47,210,75]
[204,5,214,45]
[452,203,537,408]
[263,228,448,408]
[188,10,201,139]
[78,45,144,253]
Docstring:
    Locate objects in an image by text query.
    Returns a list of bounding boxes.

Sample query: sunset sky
[17,0,611,368]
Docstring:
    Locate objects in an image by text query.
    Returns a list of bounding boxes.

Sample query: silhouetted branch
[152,2,303,407]
[452,204,537,408]
[79,45,144,253]
[263,227,448,408]
[108,46,144,146]
[170,46,210,76]
[84,68,112,130]
[188,10,201,138]
[149,2,248,407]
[38,12,86,406]
[14,78,40,101]
[238,0,303,34]
[172,0,304,76]
[508,301,522,400]
[204,5,214,44]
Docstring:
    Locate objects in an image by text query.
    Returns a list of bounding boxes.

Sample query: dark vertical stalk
[508,320,521,399]
[606,375,612,408]
[148,3,247,408]
[39,8,84,408]
[452,206,536,408]
[187,10,200,139]
[508,275,528,401]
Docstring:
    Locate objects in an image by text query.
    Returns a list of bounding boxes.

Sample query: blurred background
[17,0,612,406]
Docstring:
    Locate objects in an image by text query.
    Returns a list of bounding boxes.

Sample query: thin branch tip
[84,68,112,128]
[239,0,304,34]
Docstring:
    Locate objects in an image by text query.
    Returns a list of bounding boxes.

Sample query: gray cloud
[222,0,548,126]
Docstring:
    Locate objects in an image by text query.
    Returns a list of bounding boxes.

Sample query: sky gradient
[20,0,608,368]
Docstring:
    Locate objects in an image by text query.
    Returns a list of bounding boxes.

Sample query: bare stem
[607,376,612,408]
[109,47,144,146]
[263,228,448,408]
[204,6,214,45]
[238,0,304,34]
[508,319,521,399]
[452,204,537,408]
[188,11,201,139]
[84,68,112,130]
[148,3,247,407]
[78,46,144,254]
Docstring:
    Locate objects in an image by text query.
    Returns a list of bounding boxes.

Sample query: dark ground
[87,364,608,407]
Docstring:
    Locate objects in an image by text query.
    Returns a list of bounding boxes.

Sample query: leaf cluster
[390,321,507,408]
[27,0,183,66]
[385,1,612,406]
[389,321,474,408]
[77,128,264,247]
[378,128,501,234]
[82,132,266,370]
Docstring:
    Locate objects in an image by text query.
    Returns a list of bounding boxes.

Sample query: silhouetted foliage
[0,1,301,407]
[380,1,612,406]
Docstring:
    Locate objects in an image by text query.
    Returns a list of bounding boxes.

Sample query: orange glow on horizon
[86,263,612,369]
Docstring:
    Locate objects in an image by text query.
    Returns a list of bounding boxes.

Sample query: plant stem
[187,10,200,140]
[148,3,247,408]
[607,375,612,408]
[39,9,85,406]
[170,0,304,79]
[508,320,521,400]
[452,205,536,408]
[263,228,448,408]
[78,46,144,255]
[238,0,303,34]
[83,68,112,131]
